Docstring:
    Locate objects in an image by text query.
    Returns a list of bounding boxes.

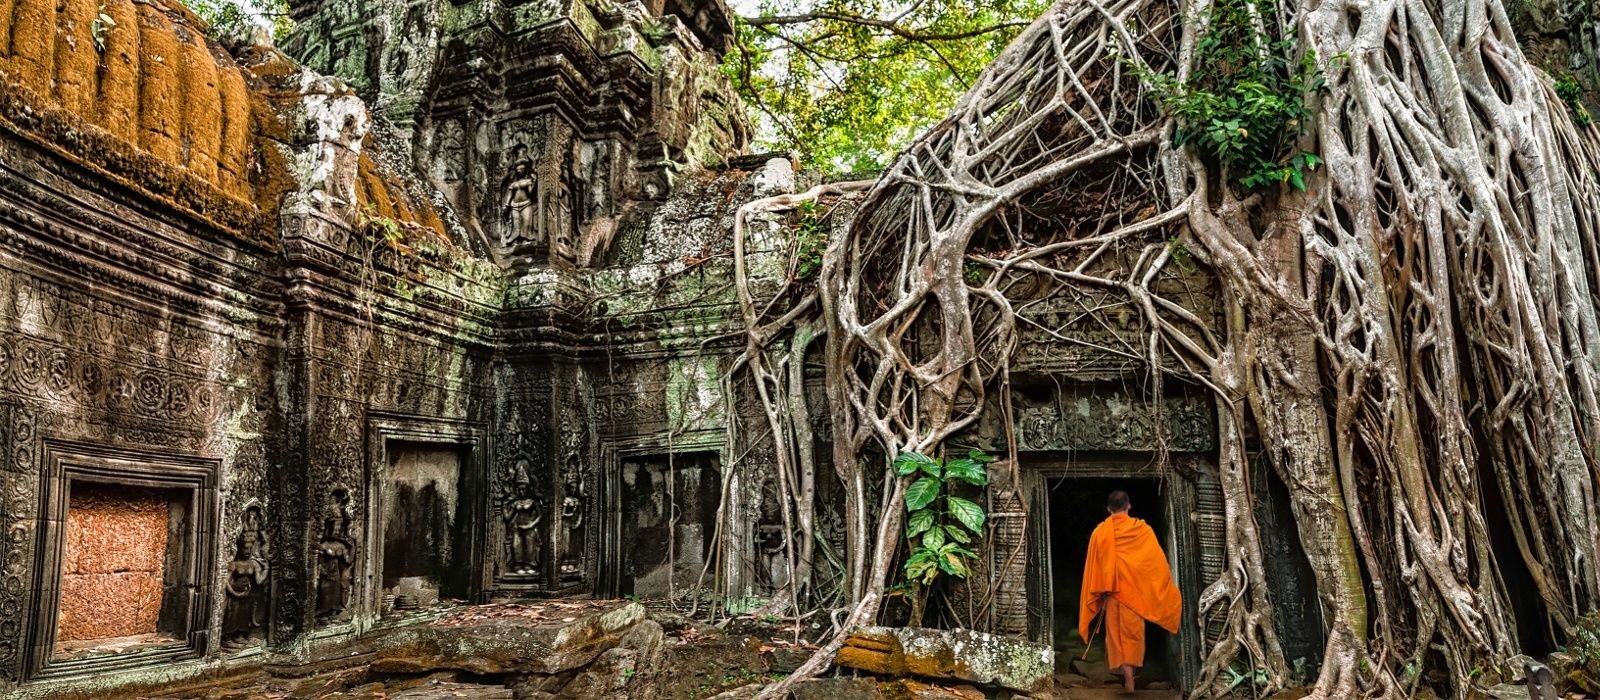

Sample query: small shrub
[1567,610,1600,691]
[1555,72,1593,127]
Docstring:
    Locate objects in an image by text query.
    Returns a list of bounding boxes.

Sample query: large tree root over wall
[730,0,1600,696]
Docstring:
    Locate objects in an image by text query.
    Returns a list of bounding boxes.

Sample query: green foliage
[1568,610,1600,691]
[90,8,115,53]
[181,0,294,43]
[727,1,1047,172]
[895,449,994,586]
[1555,72,1593,127]
[1224,664,1272,691]
[1142,0,1327,191]
[791,199,827,282]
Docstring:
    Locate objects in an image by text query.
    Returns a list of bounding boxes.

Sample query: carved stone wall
[0,126,279,684]
[285,0,751,267]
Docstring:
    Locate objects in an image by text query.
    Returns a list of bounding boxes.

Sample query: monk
[1080,490,1183,693]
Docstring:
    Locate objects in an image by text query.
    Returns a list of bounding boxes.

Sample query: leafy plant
[1141,0,1327,192]
[790,199,828,282]
[1567,610,1600,691]
[1555,72,1593,127]
[180,0,294,44]
[90,9,115,53]
[895,450,992,587]
[726,1,1048,172]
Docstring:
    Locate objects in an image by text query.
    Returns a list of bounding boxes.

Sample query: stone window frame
[362,412,489,629]
[23,441,218,682]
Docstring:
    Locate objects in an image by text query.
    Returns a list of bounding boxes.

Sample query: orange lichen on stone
[57,486,170,642]
[97,0,143,143]
[54,0,100,117]
[178,25,221,182]
[358,154,396,219]
[216,67,250,198]
[0,0,13,70]
[7,0,55,96]
[138,4,183,165]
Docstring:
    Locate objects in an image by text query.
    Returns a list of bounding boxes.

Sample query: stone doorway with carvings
[1046,476,1176,689]
[999,454,1206,694]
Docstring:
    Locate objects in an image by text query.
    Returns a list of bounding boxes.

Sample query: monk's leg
[1105,599,1146,692]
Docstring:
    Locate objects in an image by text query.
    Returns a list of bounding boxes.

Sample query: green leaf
[944,459,987,486]
[943,524,971,544]
[922,525,946,550]
[948,495,986,533]
[938,551,969,577]
[894,451,935,477]
[906,509,936,538]
[905,476,940,512]
[1288,169,1306,191]
[968,450,996,463]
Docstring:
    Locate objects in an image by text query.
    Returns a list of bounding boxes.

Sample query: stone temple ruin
[0,0,1330,697]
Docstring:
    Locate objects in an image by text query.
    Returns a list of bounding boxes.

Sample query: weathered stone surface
[371,602,647,676]
[834,626,1054,695]
[788,677,888,700]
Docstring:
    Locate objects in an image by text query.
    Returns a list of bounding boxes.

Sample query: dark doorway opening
[619,452,721,599]
[1049,477,1173,685]
[381,442,472,613]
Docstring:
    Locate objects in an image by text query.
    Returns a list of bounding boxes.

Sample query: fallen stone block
[371,601,647,676]
[833,626,1054,695]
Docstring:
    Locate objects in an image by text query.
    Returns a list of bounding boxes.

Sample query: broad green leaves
[948,495,985,533]
[895,449,993,587]
[726,1,1048,173]
[905,476,941,511]
[1144,0,1325,192]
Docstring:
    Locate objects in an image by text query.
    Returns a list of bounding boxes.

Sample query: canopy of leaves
[183,0,292,43]
[726,0,1047,173]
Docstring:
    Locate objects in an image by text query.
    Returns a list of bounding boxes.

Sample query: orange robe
[1079,511,1182,669]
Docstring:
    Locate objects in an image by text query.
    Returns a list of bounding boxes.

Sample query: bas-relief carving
[316,487,355,624]
[501,144,541,251]
[1014,391,1215,453]
[503,459,544,576]
[555,378,592,585]
[223,505,269,650]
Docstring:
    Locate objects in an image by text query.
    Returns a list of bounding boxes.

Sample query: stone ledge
[835,626,1054,696]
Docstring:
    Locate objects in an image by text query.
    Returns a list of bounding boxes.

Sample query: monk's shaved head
[1107,490,1130,512]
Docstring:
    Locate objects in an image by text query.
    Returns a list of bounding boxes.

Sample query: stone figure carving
[563,492,588,578]
[316,488,354,622]
[757,525,790,591]
[552,159,577,258]
[501,145,540,249]
[222,506,268,650]
[504,461,542,576]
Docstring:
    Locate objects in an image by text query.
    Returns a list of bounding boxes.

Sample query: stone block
[788,677,888,700]
[834,626,1054,695]
[371,602,647,676]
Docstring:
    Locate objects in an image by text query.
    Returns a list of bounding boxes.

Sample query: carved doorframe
[23,440,219,682]
[362,412,489,631]
[595,434,729,599]
[1018,453,1207,692]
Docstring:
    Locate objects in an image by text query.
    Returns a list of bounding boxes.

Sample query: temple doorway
[1046,476,1175,687]
[618,452,721,599]
[380,442,472,613]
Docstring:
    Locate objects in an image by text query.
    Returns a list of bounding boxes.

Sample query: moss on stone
[54,0,98,117]
[178,24,222,182]
[138,3,183,164]
[98,0,143,144]
[9,0,56,96]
